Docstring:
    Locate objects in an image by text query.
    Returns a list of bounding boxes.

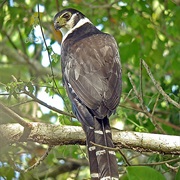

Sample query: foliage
[0,0,179,179]
[125,166,166,180]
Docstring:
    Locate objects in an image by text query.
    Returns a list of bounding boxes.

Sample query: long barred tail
[66,81,119,179]
[69,93,118,179]
[87,117,119,180]
[84,125,99,179]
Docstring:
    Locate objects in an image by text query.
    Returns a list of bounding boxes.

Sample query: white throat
[60,16,92,43]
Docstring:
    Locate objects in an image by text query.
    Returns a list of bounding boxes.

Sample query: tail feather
[70,97,99,179]
[85,125,99,179]
[69,94,118,179]
[65,80,119,179]
[94,117,119,179]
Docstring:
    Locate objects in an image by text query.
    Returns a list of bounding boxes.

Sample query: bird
[54,8,122,180]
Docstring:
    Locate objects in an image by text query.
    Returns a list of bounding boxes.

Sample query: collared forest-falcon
[54,8,122,180]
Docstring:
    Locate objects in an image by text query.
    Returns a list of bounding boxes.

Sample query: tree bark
[0,122,179,155]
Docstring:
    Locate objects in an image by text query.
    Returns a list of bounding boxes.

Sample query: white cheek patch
[60,27,68,37]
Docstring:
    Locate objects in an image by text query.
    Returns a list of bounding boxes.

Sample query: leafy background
[0,0,179,179]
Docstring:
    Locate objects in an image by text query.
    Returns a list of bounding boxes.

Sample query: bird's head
[54,8,88,36]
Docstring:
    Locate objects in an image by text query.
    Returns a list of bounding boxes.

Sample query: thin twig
[128,73,144,106]
[132,157,180,167]
[119,103,180,130]
[55,0,60,12]
[2,30,18,50]
[0,0,7,8]
[9,100,34,108]
[0,101,31,128]
[118,147,131,166]
[23,89,75,118]
[165,163,179,172]
[90,141,118,152]
[151,93,160,116]
[141,59,180,109]
[37,5,54,77]
[140,59,144,105]
[77,144,89,161]
[123,88,133,103]
[7,154,24,173]
[17,26,27,54]
[122,157,180,169]
[24,146,53,172]
[128,72,165,134]
[37,5,69,112]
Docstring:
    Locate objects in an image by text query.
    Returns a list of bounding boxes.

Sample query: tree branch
[0,101,31,128]
[0,42,61,79]
[23,89,75,118]
[141,59,180,109]
[0,122,179,155]
[128,72,165,134]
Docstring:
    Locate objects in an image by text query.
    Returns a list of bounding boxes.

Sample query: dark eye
[63,13,71,20]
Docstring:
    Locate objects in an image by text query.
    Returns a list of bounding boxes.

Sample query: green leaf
[121,174,129,180]
[26,82,34,93]
[0,167,15,179]
[47,46,53,54]
[12,91,18,99]
[135,126,148,132]
[51,53,59,63]
[126,166,166,180]
[175,167,180,180]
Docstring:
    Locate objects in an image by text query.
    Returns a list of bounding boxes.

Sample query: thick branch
[0,122,179,155]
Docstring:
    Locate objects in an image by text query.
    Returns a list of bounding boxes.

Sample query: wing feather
[62,33,121,118]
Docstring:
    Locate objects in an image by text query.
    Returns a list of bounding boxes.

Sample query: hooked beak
[54,21,61,30]
[54,17,66,31]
